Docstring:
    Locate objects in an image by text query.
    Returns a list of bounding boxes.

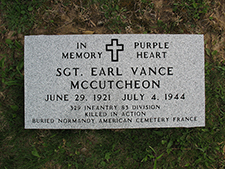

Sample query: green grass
[1,0,225,168]
[173,0,209,20]
[102,2,128,33]
[0,0,46,33]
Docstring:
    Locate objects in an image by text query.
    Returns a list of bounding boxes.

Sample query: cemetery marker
[24,34,205,129]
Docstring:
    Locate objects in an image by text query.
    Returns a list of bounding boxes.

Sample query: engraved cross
[106,39,124,62]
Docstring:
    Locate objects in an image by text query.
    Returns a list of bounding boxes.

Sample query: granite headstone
[25,34,205,129]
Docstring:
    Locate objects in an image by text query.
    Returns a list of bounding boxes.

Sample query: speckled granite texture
[25,34,205,129]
